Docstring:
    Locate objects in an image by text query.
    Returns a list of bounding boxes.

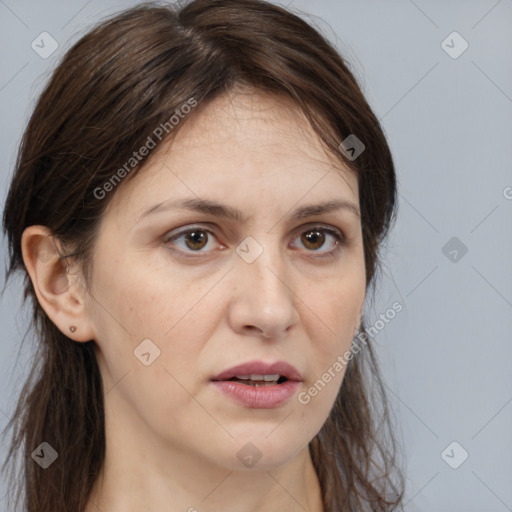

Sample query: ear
[21,225,96,342]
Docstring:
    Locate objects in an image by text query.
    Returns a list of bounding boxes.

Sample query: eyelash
[163,225,347,259]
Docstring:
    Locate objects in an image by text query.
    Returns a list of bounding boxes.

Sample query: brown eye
[301,230,326,250]
[292,226,346,257]
[182,230,208,250]
[166,227,216,254]
[165,225,346,259]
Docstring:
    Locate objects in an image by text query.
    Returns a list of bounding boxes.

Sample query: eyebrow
[137,197,360,224]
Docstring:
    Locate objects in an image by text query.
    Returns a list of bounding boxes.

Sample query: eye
[164,227,218,255]
[291,226,346,257]
[163,225,347,258]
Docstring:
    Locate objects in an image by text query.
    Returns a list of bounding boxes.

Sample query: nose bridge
[240,233,289,298]
[230,232,297,336]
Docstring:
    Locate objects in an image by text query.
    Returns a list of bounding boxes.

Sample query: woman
[1,1,405,510]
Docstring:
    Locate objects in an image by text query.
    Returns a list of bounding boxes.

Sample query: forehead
[107,88,358,222]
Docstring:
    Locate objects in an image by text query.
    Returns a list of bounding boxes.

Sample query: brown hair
[1,1,405,510]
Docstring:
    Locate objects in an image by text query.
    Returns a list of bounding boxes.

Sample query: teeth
[235,374,280,382]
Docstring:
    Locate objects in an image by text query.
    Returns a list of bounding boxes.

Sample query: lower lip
[210,380,301,409]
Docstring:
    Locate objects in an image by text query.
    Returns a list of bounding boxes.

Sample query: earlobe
[21,225,95,342]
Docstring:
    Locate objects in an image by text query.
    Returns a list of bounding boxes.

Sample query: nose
[227,239,299,341]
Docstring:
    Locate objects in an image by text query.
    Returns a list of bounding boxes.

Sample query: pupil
[302,230,324,250]
[186,230,207,250]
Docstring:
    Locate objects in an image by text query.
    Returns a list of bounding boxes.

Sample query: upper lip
[211,360,303,382]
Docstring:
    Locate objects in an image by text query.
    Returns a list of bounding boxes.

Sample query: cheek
[298,268,365,404]
[88,257,215,422]
[305,273,365,346]
[88,252,223,388]
[90,252,201,341]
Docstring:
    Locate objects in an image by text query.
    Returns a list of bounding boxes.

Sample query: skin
[22,87,366,512]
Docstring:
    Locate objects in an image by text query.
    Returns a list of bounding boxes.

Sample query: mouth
[222,374,290,387]
[210,361,302,409]
[210,360,303,384]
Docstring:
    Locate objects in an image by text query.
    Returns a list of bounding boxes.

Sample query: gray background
[1,1,511,511]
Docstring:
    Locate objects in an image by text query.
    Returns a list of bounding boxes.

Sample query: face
[84,88,366,471]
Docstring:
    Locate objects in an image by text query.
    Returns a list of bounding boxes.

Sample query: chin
[218,435,308,472]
